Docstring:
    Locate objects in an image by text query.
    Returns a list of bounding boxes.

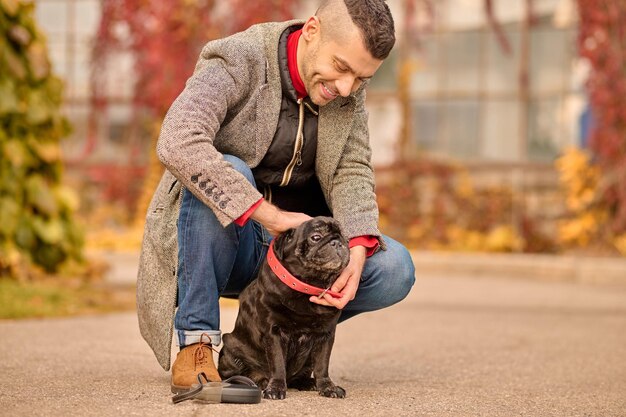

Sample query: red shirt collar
[287,29,307,99]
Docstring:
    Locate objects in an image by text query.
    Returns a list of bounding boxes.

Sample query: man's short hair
[318,0,396,60]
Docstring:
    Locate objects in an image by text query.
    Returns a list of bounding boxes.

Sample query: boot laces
[193,333,218,371]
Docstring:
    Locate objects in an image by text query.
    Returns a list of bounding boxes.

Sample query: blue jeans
[174,155,416,347]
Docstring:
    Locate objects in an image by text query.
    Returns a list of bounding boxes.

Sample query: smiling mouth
[321,82,337,100]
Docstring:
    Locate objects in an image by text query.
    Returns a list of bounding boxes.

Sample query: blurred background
[1,0,625,316]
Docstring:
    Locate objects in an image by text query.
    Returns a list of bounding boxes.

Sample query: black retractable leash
[172,372,262,404]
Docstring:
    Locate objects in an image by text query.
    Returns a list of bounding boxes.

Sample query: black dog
[218,216,350,400]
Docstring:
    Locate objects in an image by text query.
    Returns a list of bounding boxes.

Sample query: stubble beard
[301,46,333,107]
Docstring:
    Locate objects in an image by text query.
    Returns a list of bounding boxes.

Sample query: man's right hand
[250,200,311,237]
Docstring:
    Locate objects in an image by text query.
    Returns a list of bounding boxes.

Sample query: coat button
[219,197,230,210]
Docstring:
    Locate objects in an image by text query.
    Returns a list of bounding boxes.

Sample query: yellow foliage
[454,172,475,199]
[555,147,607,248]
[81,202,145,251]
[558,212,600,246]
[555,147,600,211]
[485,226,524,252]
[407,222,427,242]
[613,234,626,256]
[444,225,523,252]
[464,231,485,252]
[378,213,389,231]
[86,226,144,252]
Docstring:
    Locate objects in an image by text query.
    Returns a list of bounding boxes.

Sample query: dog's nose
[330,239,343,248]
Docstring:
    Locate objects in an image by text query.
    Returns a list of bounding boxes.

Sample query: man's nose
[336,75,358,97]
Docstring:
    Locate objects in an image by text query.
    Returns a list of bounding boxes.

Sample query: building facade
[34,0,583,196]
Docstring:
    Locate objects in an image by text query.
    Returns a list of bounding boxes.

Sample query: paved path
[1,271,626,416]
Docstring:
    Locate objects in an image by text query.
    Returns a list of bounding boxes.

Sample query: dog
[218,216,350,400]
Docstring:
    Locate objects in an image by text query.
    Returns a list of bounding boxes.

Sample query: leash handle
[171,373,207,404]
[172,373,262,404]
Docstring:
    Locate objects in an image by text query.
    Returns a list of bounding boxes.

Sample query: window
[405,0,579,163]
[34,0,137,163]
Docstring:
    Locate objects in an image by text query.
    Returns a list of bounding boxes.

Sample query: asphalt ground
[1,253,625,416]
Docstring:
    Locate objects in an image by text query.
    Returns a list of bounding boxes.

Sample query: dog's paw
[263,379,287,400]
[318,384,346,399]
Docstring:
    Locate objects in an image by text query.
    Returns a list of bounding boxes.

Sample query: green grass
[0,278,135,319]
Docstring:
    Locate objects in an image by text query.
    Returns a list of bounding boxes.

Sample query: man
[136,0,416,393]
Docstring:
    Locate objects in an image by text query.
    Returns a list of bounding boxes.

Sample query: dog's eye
[310,233,323,242]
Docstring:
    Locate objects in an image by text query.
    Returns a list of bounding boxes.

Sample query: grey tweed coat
[136,20,382,371]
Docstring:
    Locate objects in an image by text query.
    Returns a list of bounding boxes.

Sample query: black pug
[218,216,350,400]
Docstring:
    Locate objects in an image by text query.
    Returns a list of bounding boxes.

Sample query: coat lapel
[316,97,355,199]
[255,60,282,166]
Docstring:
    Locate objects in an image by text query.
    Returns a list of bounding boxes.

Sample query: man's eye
[311,234,322,242]
[334,62,347,72]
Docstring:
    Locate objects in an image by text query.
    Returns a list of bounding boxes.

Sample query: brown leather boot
[171,333,221,393]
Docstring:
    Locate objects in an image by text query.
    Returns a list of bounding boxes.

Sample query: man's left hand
[309,245,367,309]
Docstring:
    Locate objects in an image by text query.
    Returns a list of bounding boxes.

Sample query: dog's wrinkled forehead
[300,217,343,237]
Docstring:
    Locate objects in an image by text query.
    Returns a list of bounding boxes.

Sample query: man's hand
[250,200,311,236]
[310,245,367,309]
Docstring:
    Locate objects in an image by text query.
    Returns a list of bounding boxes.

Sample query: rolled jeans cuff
[176,329,222,347]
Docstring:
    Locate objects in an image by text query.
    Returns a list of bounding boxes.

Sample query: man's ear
[301,16,320,42]
[273,228,295,260]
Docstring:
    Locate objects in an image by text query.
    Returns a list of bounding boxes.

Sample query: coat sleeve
[330,91,384,246]
[156,61,263,227]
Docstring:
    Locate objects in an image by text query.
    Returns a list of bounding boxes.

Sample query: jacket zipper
[280,98,305,186]
[304,101,318,116]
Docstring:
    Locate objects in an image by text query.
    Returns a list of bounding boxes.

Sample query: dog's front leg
[312,332,346,398]
[262,326,288,400]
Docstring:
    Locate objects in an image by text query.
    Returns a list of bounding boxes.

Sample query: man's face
[299,18,382,106]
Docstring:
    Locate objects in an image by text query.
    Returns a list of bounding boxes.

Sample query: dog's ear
[273,228,295,259]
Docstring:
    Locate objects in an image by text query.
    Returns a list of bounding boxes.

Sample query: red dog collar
[267,240,342,299]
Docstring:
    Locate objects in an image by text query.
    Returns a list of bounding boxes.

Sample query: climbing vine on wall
[90,0,299,225]
[92,0,299,119]
[577,0,626,235]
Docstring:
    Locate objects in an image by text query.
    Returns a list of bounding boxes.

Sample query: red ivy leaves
[577,0,626,233]
[223,0,297,34]
[92,0,298,117]
[93,0,216,116]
